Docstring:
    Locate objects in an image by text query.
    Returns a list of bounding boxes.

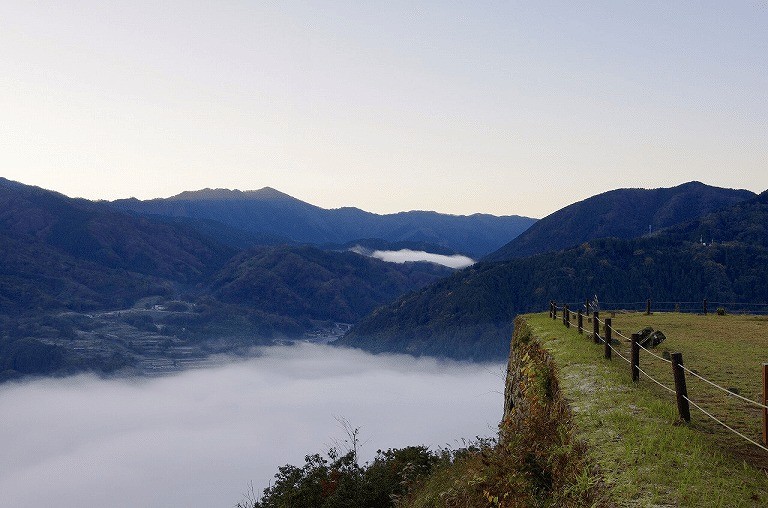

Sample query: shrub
[244,446,441,508]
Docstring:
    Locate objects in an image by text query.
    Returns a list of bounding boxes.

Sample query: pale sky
[1,1,766,218]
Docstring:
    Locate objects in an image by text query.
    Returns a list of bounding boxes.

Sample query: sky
[1,1,767,218]
[0,343,504,508]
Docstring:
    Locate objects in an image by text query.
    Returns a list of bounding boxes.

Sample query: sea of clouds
[0,343,503,508]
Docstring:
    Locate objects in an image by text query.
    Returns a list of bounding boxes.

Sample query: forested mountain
[659,189,768,247]
[0,178,236,379]
[0,177,235,312]
[208,245,451,324]
[0,179,455,380]
[111,187,536,257]
[4,176,767,373]
[484,182,754,261]
[338,188,768,361]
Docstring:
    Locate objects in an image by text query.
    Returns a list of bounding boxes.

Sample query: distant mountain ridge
[484,181,754,261]
[339,184,768,360]
[0,177,235,290]
[0,178,457,380]
[111,187,536,258]
[166,186,297,201]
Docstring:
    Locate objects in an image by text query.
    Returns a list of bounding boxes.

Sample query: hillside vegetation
[485,181,753,261]
[341,189,768,360]
[0,179,456,380]
[208,245,451,324]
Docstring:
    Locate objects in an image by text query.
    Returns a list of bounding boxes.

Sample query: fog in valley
[0,343,504,508]
[350,246,475,269]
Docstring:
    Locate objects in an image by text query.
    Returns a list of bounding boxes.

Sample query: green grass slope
[523,312,768,506]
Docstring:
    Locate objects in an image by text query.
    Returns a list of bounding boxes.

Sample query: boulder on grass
[636,327,666,348]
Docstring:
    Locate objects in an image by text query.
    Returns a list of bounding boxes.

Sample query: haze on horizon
[2,1,767,218]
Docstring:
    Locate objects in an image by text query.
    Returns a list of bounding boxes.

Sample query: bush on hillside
[240,446,441,508]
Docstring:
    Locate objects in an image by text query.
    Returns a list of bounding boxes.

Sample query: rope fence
[547,299,768,457]
[682,395,768,453]
[554,299,768,316]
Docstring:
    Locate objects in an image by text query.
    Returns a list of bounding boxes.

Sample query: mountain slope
[208,245,452,324]
[0,178,241,315]
[0,178,242,379]
[340,238,768,360]
[339,187,768,360]
[0,178,463,379]
[484,181,754,261]
[659,189,768,247]
[0,178,236,286]
[111,188,536,257]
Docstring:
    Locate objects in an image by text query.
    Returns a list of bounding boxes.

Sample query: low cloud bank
[370,249,475,269]
[0,344,503,508]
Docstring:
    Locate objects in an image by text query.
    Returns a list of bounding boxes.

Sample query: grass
[528,311,768,507]
[403,317,611,508]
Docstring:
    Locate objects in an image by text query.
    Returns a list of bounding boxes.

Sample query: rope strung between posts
[635,341,673,364]
[636,364,677,395]
[594,311,768,407]
[709,302,768,307]
[602,300,768,306]
[590,311,768,450]
[604,336,631,364]
[596,316,673,364]
[680,364,768,410]
[589,318,632,363]
[648,301,701,305]
[554,302,768,454]
[682,394,768,453]
[593,315,695,394]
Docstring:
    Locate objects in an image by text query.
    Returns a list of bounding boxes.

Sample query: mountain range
[338,183,765,360]
[111,187,535,258]
[2,177,766,375]
[0,178,509,380]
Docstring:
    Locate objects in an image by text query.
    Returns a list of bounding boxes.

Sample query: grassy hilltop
[494,312,768,506]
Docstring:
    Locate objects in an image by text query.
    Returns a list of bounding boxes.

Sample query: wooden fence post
[604,318,612,359]
[646,299,651,315]
[763,363,767,445]
[577,310,583,334]
[564,305,570,328]
[592,312,600,344]
[552,302,557,320]
[631,333,640,382]
[671,352,691,422]
[703,299,708,316]
[549,301,553,318]
[585,299,590,317]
